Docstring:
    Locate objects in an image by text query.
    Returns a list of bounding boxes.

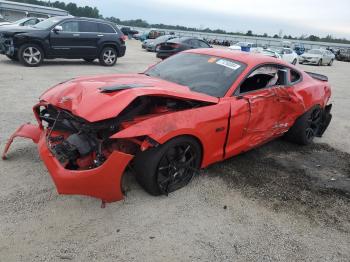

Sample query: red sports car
[2,49,332,204]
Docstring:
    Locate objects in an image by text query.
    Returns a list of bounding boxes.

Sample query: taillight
[120,35,128,42]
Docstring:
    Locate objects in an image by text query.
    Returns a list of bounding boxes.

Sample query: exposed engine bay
[36,96,208,170]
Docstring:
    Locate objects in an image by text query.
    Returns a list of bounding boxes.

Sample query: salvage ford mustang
[2,49,332,204]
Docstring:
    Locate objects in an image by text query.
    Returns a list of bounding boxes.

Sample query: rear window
[144,53,246,97]
[98,23,115,33]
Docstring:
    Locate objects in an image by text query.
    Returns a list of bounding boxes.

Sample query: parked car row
[139,34,337,67]
[0,16,126,67]
[230,44,334,66]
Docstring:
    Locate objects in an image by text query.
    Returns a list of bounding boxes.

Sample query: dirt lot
[0,40,349,262]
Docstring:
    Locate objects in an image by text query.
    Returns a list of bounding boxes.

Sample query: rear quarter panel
[295,72,331,111]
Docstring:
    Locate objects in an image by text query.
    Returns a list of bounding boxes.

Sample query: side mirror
[53,25,63,33]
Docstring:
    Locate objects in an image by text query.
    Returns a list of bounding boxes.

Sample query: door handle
[73,33,80,37]
[97,34,104,37]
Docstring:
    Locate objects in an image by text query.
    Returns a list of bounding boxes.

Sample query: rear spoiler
[305,71,328,82]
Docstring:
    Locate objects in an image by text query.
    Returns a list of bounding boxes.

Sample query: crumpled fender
[37,134,133,203]
[2,123,134,203]
[110,103,231,167]
[2,123,41,160]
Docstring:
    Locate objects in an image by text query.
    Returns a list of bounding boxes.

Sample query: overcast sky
[59,0,350,38]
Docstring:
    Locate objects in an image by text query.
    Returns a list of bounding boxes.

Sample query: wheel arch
[99,42,120,56]
[17,40,47,57]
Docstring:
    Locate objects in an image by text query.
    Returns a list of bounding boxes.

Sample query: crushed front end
[2,94,202,202]
[2,103,138,203]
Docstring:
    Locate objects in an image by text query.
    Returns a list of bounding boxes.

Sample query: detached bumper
[3,124,134,203]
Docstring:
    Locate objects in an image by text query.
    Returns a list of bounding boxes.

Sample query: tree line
[8,0,350,44]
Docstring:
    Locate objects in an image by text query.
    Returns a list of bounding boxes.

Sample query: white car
[271,47,299,64]
[299,49,335,66]
[0,17,11,26]
[229,42,258,51]
[251,48,282,59]
[0,17,45,27]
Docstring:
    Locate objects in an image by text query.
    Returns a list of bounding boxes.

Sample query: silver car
[299,49,335,66]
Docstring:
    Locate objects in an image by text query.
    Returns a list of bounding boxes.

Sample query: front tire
[133,136,202,196]
[284,106,322,145]
[99,47,117,66]
[317,59,322,66]
[328,59,334,66]
[18,44,44,67]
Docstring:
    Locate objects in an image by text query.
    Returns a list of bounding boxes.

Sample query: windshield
[144,53,246,97]
[308,49,323,55]
[33,17,63,29]
[14,18,29,24]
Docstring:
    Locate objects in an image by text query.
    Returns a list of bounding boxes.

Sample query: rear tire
[133,136,202,196]
[18,44,44,67]
[292,59,297,65]
[99,47,117,66]
[284,106,322,145]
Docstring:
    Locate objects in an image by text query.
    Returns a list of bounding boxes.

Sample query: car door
[282,49,292,63]
[77,20,100,57]
[225,64,293,158]
[188,39,200,49]
[198,40,211,48]
[49,20,80,57]
[325,50,334,63]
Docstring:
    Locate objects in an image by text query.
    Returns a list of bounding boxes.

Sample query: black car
[0,16,126,67]
[120,26,138,36]
[156,37,211,59]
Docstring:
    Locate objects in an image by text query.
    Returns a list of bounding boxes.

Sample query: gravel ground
[0,40,349,262]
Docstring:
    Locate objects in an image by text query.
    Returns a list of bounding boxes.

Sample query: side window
[239,65,287,94]
[61,21,79,32]
[98,23,115,33]
[290,70,301,83]
[188,39,199,47]
[198,40,210,48]
[79,21,98,32]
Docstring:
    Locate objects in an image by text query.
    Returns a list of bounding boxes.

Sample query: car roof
[55,16,114,25]
[186,48,292,67]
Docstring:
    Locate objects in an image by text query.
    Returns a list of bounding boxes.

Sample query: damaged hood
[40,74,218,122]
